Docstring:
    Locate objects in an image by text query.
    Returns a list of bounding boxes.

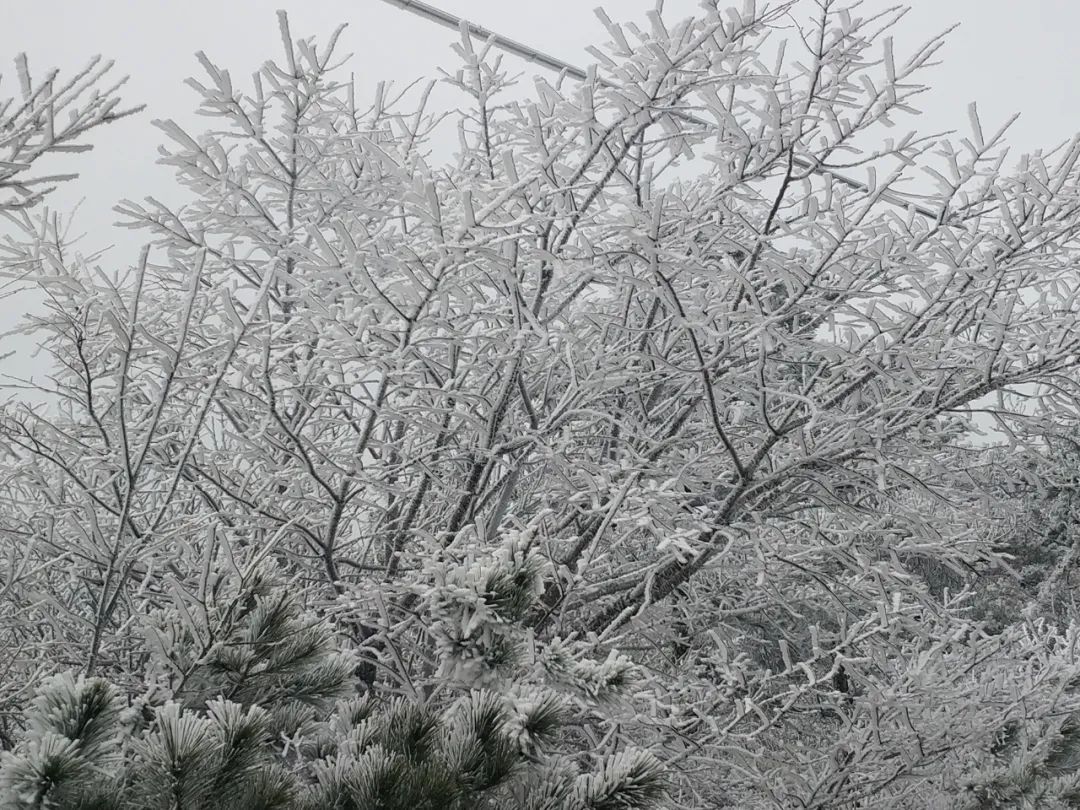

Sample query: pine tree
[0,535,667,809]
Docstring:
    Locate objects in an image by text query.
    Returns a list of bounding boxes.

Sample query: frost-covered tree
[5,1,1080,806]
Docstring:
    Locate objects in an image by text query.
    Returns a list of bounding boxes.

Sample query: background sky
[1,0,1078,388]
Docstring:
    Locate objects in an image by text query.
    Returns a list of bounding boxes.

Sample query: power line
[377,0,941,221]
[380,0,588,77]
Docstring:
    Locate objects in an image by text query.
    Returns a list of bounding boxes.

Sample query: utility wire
[377,0,942,221]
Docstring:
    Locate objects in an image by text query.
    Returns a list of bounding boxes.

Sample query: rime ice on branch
[0,54,141,210]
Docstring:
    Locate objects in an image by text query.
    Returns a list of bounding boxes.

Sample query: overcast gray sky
[2,0,1078,387]
[3,0,1079,239]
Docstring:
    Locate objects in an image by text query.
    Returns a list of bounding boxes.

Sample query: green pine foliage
[0,536,667,809]
[951,709,1080,809]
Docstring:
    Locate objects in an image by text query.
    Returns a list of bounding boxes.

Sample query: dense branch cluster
[4,2,1080,807]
